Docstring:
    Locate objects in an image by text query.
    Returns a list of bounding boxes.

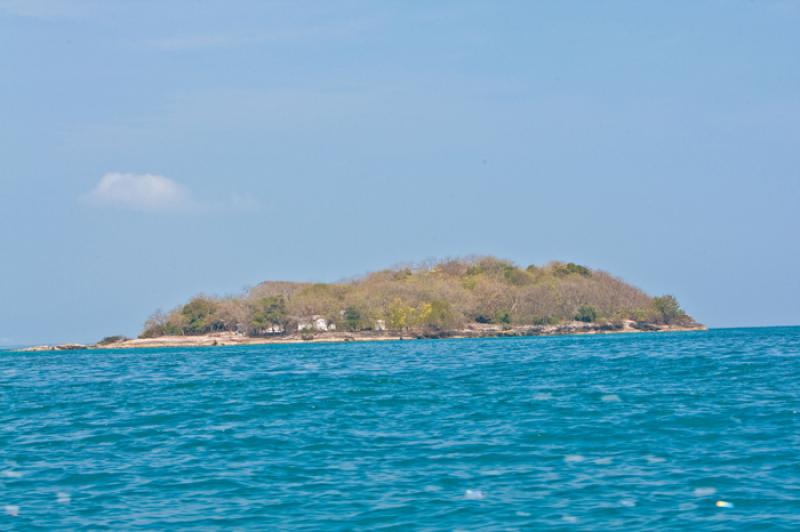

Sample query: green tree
[343,306,363,331]
[249,296,288,335]
[503,267,531,285]
[181,297,222,334]
[575,305,598,323]
[495,310,512,325]
[554,262,592,277]
[415,300,456,330]
[653,295,685,324]
[387,299,415,331]
[141,310,180,338]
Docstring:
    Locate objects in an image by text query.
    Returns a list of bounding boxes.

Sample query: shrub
[97,335,129,345]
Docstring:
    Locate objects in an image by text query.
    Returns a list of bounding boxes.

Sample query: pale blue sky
[1,1,798,344]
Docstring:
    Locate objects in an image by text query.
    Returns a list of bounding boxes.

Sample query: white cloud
[86,172,190,211]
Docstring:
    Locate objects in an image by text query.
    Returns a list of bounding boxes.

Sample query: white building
[298,316,335,332]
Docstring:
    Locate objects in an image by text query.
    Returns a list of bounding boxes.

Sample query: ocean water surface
[2,327,799,529]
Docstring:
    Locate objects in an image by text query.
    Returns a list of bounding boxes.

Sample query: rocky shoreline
[21,321,706,352]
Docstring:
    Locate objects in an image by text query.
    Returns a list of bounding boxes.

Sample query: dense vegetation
[140,257,695,338]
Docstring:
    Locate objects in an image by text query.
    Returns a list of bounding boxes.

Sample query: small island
[26,257,704,351]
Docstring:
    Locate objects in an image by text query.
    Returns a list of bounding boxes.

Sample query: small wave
[464,489,485,500]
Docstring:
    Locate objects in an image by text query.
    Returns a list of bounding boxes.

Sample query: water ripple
[2,327,800,529]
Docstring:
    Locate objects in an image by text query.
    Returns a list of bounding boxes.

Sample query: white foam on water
[464,489,485,500]
[533,393,552,401]
[1,470,22,478]
[423,485,441,492]
[679,502,697,511]
[516,511,531,517]
[594,457,613,465]
[620,498,636,507]
[57,492,71,504]
[601,394,621,402]
[694,487,716,497]
[554,498,570,508]
[562,514,578,523]
[564,454,585,463]
[4,505,19,517]
[645,455,666,464]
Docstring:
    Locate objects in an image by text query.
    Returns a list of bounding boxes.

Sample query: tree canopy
[140,256,694,338]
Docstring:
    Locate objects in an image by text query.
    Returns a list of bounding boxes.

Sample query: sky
[1,0,799,345]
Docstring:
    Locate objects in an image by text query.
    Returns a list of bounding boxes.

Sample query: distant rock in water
[24,343,88,352]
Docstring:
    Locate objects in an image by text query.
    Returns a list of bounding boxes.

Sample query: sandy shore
[20,321,706,352]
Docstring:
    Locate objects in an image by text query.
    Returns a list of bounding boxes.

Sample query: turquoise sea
[2,327,799,530]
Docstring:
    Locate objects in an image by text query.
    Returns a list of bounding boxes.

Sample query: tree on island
[248,296,289,335]
[575,305,598,323]
[653,295,688,325]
